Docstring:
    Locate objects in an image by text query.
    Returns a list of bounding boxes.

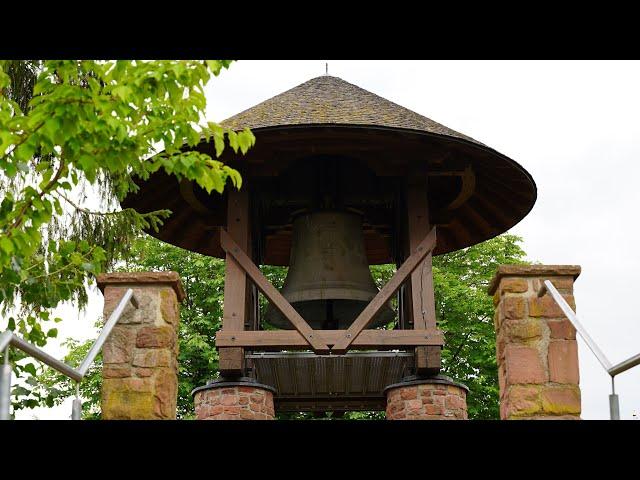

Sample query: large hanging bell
[265,211,395,330]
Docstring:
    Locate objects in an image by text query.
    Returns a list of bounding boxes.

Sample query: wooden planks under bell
[248,351,415,412]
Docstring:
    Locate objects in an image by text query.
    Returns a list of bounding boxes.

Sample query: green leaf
[227,130,239,153]
[112,85,132,100]
[237,128,255,154]
[81,262,94,272]
[23,363,37,376]
[14,141,36,162]
[206,60,223,76]
[69,252,83,265]
[12,386,31,397]
[35,161,50,172]
[227,168,242,189]
[0,237,14,254]
[25,376,39,386]
[213,132,224,157]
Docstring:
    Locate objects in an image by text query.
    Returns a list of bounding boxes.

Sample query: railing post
[0,346,11,420]
[609,376,620,420]
[609,394,620,420]
[71,383,82,420]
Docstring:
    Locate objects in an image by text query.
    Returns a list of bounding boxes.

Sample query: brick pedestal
[193,378,276,420]
[384,375,468,420]
[97,272,185,420]
[488,265,581,420]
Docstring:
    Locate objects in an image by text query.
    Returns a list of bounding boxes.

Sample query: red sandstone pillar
[384,375,468,420]
[193,378,276,420]
[97,272,185,420]
[488,265,581,420]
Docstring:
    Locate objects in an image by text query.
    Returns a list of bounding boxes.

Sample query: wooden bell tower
[123,74,536,416]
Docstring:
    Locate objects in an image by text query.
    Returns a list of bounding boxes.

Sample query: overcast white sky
[15,60,640,419]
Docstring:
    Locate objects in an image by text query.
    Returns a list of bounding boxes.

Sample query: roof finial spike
[325,62,328,75]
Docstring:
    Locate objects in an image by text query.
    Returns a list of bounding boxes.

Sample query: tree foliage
[0,60,254,412]
[40,233,527,419]
[434,234,528,418]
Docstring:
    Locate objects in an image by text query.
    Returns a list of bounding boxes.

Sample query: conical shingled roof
[123,73,537,264]
[221,75,482,145]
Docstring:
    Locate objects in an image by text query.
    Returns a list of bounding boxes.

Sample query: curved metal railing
[538,280,640,420]
[0,289,138,420]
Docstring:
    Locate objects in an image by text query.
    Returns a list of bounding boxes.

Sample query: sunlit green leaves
[225,127,255,155]
[237,128,255,154]
[0,59,253,413]
[205,60,233,77]
[434,234,528,419]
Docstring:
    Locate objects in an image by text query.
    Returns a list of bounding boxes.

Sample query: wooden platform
[247,351,414,412]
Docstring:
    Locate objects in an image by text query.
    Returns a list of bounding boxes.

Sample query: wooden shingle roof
[221,75,481,145]
[124,73,537,264]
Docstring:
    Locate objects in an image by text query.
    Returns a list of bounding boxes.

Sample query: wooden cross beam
[331,226,437,354]
[219,228,331,354]
[215,328,443,349]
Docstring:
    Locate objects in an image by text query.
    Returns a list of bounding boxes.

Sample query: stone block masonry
[384,375,468,420]
[97,272,185,420]
[488,265,581,420]
[193,380,276,420]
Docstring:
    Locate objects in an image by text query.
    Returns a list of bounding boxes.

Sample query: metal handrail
[0,288,138,420]
[538,280,640,420]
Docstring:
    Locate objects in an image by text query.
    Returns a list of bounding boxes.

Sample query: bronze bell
[265,211,395,330]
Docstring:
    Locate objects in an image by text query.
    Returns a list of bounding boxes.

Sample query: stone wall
[97,272,185,420]
[488,265,581,419]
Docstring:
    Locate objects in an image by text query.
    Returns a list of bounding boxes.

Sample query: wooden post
[406,169,441,375]
[219,188,250,376]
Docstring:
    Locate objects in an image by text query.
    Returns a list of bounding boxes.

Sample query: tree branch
[449,330,474,366]
[55,191,124,216]
[7,156,65,234]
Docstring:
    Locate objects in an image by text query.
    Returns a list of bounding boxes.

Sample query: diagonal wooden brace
[331,226,437,354]
[220,228,331,354]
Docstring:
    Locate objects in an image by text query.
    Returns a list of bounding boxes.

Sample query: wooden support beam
[220,228,331,354]
[445,165,476,211]
[407,179,435,331]
[216,329,444,350]
[218,346,244,373]
[331,227,437,354]
[219,188,249,375]
[407,174,441,375]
